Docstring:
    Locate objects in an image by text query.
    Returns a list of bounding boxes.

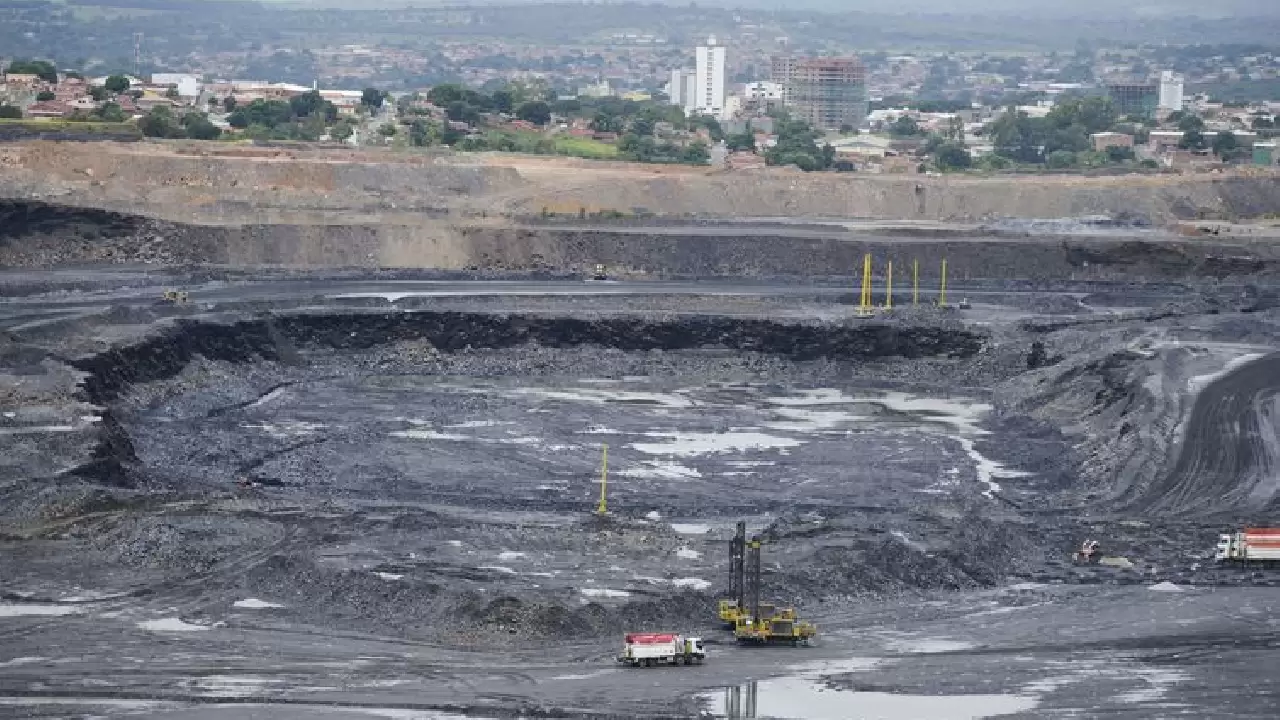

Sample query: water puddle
[232,598,284,609]
[619,460,703,479]
[671,523,712,535]
[0,604,82,617]
[710,679,1037,720]
[137,618,210,633]
[630,431,803,457]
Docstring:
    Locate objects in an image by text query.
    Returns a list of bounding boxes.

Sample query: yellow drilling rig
[716,521,816,646]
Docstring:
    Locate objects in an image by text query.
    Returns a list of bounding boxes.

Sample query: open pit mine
[2,146,1280,719]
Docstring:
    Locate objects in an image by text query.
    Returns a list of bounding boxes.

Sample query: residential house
[24,101,72,119]
[1091,132,1134,153]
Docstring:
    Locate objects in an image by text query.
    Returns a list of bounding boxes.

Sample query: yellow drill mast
[596,444,609,515]
[885,260,893,309]
[857,254,873,316]
[913,259,919,307]
[939,258,948,307]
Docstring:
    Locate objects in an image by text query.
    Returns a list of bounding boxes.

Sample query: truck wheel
[674,655,684,666]
[644,659,653,668]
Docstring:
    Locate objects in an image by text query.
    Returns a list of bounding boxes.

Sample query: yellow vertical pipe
[596,443,608,515]
[885,260,893,309]
[913,259,919,307]
[859,253,871,312]
[940,258,948,307]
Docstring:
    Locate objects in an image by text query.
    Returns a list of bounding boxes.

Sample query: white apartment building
[743,80,783,101]
[1159,70,1185,111]
[668,68,697,114]
[694,35,727,118]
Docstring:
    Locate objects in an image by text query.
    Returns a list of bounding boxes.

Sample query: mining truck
[616,633,706,667]
[1216,529,1280,562]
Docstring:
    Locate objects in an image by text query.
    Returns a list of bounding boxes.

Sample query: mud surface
[3,267,1280,719]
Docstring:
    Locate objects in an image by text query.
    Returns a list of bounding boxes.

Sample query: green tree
[331,121,355,142]
[934,142,972,171]
[445,100,481,126]
[515,100,552,126]
[0,105,22,119]
[1179,129,1208,150]
[378,123,397,137]
[164,87,180,100]
[628,113,656,137]
[1106,145,1136,162]
[182,112,221,140]
[589,110,624,133]
[988,107,1046,163]
[289,91,336,123]
[103,75,130,94]
[764,118,829,171]
[1044,126,1090,155]
[1045,150,1078,169]
[1177,114,1206,133]
[889,115,922,136]
[138,106,183,137]
[688,114,724,142]
[95,102,126,123]
[681,140,710,165]
[1046,96,1116,135]
[223,96,237,113]
[427,84,465,107]
[491,89,514,114]
[5,60,58,83]
[1212,130,1238,157]
[408,119,432,146]
[361,87,385,109]
[725,131,755,152]
[35,90,55,102]
[88,86,108,102]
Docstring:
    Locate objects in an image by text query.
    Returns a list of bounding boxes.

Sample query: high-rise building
[1159,70,1184,112]
[668,68,697,115]
[694,35,727,118]
[770,55,797,103]
[785,57,868,131]
[1106,81,1159,120]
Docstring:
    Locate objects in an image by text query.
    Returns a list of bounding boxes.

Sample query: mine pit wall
[523,172,1280,223]
[3,142,1280,224]
[7,200,1280,279]
[68,311,984,485]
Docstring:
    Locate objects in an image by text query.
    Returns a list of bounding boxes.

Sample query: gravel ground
[2,272,1279,719]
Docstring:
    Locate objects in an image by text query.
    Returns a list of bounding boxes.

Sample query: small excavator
[717,521,816,646]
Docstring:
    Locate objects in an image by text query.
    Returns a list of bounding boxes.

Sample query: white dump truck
[1216,528,1280,562]
[617,633,706,667]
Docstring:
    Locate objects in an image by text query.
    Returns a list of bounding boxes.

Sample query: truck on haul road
[617,633,706,667]
[1216,528,1280,562]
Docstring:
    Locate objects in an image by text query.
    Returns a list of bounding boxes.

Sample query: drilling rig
[717,522,816,646]
[716,521,748,627]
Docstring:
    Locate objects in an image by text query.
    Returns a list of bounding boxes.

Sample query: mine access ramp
[717,521,817,646]
[617,633,706,667]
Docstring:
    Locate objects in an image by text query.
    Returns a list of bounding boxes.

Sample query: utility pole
[595,444,609,515]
